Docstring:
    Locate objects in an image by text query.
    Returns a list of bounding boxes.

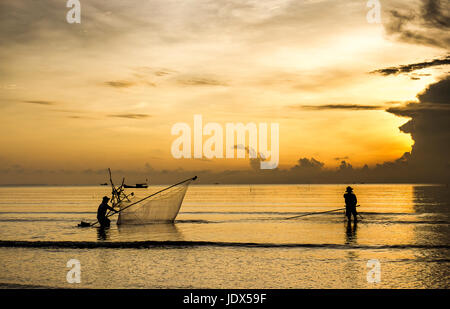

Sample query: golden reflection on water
[0,184,448,288]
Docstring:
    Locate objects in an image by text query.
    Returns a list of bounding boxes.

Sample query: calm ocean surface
[0,184,448,288]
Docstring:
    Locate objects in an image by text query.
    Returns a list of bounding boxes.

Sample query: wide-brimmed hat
[346,186,353,192]
[102,196,110,201]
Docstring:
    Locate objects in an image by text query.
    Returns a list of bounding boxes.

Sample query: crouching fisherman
[97,196,118,228]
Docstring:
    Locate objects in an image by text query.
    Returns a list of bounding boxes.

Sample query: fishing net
[117,179,193,225]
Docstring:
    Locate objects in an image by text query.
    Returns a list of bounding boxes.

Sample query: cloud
[371,56,450,76]
[256,69,360,93]
[106,68,164,89]
[177,77,227,87]
[66,115,98,120]
[105,81,136,88]
[383,0,450,49]
[22,100,55,105]
[234,144,267,171]
[291,158,324,170]
[386,102,450,116]
[417,75,450,104]
[0,1,163,50]
[108,114,151,119]
[334,156,349,161]
[387,77,450,116]
[133,67,177,77]
[154,70,172,77]
[422,0,450,28]
[293,104,383,111]
[384,101,403,105]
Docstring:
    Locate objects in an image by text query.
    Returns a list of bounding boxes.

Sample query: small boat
[124,183,148,189]
[100,183,108,186]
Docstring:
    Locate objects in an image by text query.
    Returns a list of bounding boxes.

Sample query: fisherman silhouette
[97,196,117,228]
[344,186,358,222]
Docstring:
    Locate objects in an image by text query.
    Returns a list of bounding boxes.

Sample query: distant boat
[100,183,108,186]
[124,183,148,189]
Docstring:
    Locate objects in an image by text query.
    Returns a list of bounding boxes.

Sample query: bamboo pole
[285,205,360,220]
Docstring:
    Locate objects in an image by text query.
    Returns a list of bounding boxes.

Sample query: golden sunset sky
[0,0,448,183]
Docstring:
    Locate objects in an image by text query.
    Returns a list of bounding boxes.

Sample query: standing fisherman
[97,196,118,228]
[344,186,358,222]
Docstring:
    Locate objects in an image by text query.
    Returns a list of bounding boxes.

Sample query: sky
[0,0,449,184]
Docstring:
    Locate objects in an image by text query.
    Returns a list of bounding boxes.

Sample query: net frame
[116,179,193,225]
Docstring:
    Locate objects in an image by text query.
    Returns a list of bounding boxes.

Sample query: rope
[285,205,360,220]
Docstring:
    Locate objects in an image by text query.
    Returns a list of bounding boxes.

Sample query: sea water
[0,184,448,288]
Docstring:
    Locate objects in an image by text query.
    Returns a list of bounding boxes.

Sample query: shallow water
[0,184,448,288]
